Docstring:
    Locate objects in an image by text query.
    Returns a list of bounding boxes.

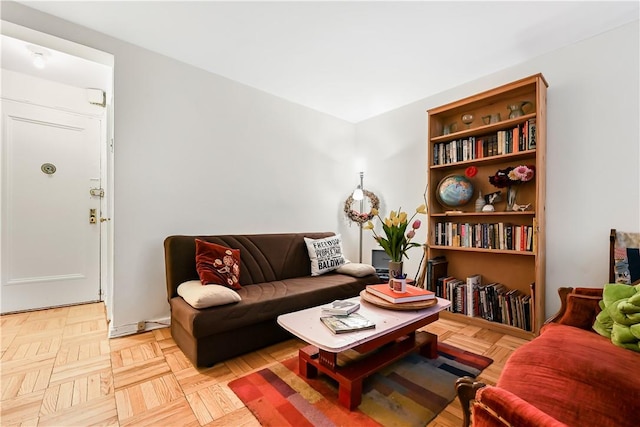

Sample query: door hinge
[90,188,104,198]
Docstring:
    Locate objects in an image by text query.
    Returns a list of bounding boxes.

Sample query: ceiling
[1,33,114,100]
[9,1,640,123]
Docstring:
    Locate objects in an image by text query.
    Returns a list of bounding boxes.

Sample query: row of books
[425,256,448,292]
[432,118,536,166]
[434,222,534,252]
[435,275,533,331]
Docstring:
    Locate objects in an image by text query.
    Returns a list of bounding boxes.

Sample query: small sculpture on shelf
[443,122,458,135]
[482,191,502,212]
[461,113,474,128]
[512,203,531,212]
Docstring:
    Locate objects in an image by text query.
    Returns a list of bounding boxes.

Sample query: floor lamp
[352,172,365,263]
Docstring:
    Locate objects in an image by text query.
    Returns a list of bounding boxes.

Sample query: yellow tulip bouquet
[363,204,427,262]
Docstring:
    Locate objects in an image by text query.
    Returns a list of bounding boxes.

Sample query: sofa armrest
[473,386,568,427]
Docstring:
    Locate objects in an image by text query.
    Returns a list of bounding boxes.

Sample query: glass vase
[506,186,518,211]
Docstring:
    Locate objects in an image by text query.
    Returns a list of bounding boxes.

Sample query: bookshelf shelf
[430,113,536,143]
[432,211,535,217]
[430,150,536,170]
[426,74,547,336]
[430,245,536,256]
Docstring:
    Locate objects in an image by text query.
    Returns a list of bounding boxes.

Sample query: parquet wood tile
[172,362,235,396]
[37,394,118,427]
[1,358,52,399]
[442,332,494,354]
[0,301,528,426]
[112,357,171,390]
[117,397,200,427]
[49,355,112,386]
[186,383,244,425]
[0,389,46,425]
[202,406,259,427]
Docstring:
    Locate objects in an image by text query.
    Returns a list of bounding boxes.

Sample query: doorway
[0,22,114,315]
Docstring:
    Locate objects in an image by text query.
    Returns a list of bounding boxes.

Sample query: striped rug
[228,342,492,426]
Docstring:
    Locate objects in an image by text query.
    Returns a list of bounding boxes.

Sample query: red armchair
[456,287,640,427]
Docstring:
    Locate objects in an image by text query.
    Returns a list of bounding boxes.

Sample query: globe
[436,175,474,208]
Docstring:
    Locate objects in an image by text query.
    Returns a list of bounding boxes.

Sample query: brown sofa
[164,232,380,367]
[457,287,640,427]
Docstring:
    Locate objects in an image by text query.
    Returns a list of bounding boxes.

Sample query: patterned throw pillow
[195,239,241,290]
[304,234,348,276]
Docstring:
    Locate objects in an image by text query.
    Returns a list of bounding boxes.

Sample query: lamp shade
[352,187,364,201]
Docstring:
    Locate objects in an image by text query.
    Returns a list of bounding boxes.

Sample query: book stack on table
[320,299,376,334]
[365,284,435,304]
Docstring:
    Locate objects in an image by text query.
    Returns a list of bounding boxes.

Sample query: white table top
[277,296,451,353]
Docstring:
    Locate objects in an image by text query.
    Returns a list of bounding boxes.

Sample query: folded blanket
[611,324,640,351]
[612,323,637,343]
[629,291,640,307]
[593,283,640,352]
[602,283,638,306]
[593,308,613,338]
[609,299,640,325]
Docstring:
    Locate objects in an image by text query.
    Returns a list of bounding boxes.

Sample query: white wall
[1,2,359,335]
[354,20,640,317]
[3,2,638,328]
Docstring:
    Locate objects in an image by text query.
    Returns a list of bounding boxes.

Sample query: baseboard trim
[108,316,171,338]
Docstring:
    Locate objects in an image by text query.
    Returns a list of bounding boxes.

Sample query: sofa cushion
[177,280,241,309]
[304,234,348,276]
[170,273,378,339]
[498,323,640,427]
[195,239,241,289]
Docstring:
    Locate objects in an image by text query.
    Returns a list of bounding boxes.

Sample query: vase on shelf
[475,191,486,212]
[506,186,518,211]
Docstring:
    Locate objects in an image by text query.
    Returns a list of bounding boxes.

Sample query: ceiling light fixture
[26,45,50,70]
[32,52,46,69]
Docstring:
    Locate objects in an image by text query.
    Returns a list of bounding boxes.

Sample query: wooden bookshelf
[426,74,547,337]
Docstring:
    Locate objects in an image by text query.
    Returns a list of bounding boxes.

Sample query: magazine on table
[320,299,360,315]
[320,312,375,334]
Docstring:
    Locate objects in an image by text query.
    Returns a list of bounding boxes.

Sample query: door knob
[100,217,111,223]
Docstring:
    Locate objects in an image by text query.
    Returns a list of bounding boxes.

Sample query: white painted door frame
[1,21,114,318]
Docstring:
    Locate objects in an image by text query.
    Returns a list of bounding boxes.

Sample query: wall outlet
[136,321,145,332]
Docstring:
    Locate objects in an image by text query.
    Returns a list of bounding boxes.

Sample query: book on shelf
[426,256,448,292]
[366,284,435,304]
[466,274,482,317]
[320,312,375,334]
[320,299,360,316]
[528,118,537,149]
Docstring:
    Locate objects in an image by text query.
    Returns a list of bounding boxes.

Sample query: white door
[1,100,102,313]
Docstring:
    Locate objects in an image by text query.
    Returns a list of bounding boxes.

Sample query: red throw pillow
[558,293,601,330]
[195,239,241,290]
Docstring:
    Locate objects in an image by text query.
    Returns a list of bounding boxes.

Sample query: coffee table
[277,295,451,409]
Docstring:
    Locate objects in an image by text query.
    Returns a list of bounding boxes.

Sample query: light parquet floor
[1,303,528,426]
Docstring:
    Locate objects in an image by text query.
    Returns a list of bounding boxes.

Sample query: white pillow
[177,280,241,309]
[304,234,348,276]
[336,263,376,278]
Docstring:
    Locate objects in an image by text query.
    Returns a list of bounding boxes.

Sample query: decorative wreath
[344,190,380,224]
